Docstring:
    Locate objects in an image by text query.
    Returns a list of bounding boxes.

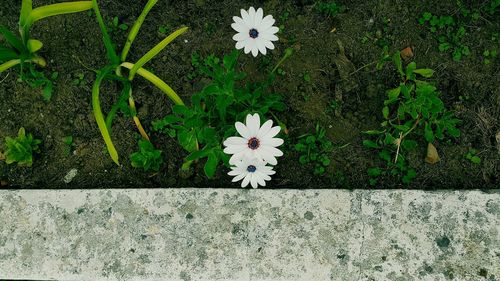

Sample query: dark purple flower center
[247,165,257,173]
[249,28,259,39]
[247,137,260,150]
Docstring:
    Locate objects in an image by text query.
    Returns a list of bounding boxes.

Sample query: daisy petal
[241,9,251,25]
[262,137,284,147]
[250,173,258,188]
[233,32,248,41]
[224,136,246,146]
[229,153,245,165]
[257,120,273,138]
[263,126,281,139]
[256,175,266,187]
[263,40,275,50]
[235,39,247,50]
[223,144,247,154]
[256,40,267,55]
[254,8,263,27]
[260,33,279,41]
[233,16,248,29]
[257,150,278,165]
[248,7,256,23]
[235,122,251,138]
[241,173,251,187]
[231,22,247,33]
[251,46,259,57]
[246,113,260,136]
[260,15,275,30]
[232,173,246,182]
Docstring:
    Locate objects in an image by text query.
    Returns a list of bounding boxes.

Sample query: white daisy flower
[223,113,284,165]
[228,157,276,188]
[231,7,279,57]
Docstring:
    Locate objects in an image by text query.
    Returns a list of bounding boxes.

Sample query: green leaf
[413,68,434,78]
[20,0,33,27]
[405,62,416,80]
[204,151,219,178]
[0,25,25,52]
[367,167,382,177]
[27,39,43,53]
[363,140,380,149]
[0,47,19,62]
[178,129,198,152]
[392,52,403,77]
[424,123,435,142]
[382,106,390,119]
[470,155,481,164]
[42,80,53,101]
[401,139,417,150]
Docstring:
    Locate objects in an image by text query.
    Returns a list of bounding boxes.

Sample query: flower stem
[271,47,294,74]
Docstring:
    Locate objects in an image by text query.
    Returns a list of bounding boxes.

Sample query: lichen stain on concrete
[0,189,498,281]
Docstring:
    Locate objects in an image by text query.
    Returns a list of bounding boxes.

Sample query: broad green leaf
[0,47,19,62]
[424,123,435,142]
[413,68,434,78]
[204,151,219,178]
[382,106,389,119]
[363,140,380,149]
[27,39,43,53]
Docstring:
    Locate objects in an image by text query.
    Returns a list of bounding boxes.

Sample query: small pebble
[63,169,78,184]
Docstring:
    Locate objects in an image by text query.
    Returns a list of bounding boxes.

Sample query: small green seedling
[363,52,460,185]
[63,136,74,154]
[72,73,85,86]
[130,139,163,172]
[315,1,345,18]
[465,149,481,164]
[302,71,311,82]
[3,127,41,167]
[418,12,470,61]
[294,124,333,175]
[108,16,128,33]
[158,24,170,35]
[482,49,497,65]
[91,0,188,165]
[0,0,92,100]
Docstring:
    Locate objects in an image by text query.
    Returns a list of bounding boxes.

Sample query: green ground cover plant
[363,52,461,185]
[2,128,41,167]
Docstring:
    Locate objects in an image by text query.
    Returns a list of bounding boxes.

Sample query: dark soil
[0,0,498,188]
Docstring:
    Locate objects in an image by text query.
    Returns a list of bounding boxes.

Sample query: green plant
[482,49,497,65]
[153,50,287,178]
[3,128,41,167]
[108,16,128,33]
[418,12,470,61]
[90,0,188,165]
[63,136,74,154]
[72,72,85,86]
[130,139,163,172]
[315,1,345,18]
[294,124,333,175]
[363,53,461,185]
[0,0,92,100]
[465,149,481,164]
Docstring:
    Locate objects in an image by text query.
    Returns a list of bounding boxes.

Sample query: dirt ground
[0,0,498,188]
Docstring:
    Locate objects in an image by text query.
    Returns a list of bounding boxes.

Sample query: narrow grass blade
[19,0,32,27]
[91,0,119,64]
[128,26,188,80]
[0,25,25,52]
[26,1,92,28]
[0,59,21,73]
[92,66,120,165]
[121,0,158,62]
[121,62,184,105]
[105,81,131,133]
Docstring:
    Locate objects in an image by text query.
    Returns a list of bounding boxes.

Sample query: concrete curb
[0,189,498,280]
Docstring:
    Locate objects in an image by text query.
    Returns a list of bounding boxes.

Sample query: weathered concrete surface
[0,189,498,281]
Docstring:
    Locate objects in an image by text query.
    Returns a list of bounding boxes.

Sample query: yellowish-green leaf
[25,1,92,29]
[121,0,158,62]
[19,0,32,26]
[129,26,188,80]
[27,39,43,53]
[121,62,184,105]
